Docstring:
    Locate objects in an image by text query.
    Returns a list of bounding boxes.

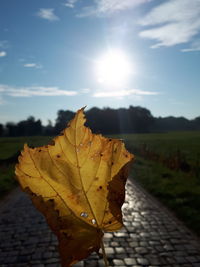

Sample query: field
[0,132,200,235]
[0,136,51,159]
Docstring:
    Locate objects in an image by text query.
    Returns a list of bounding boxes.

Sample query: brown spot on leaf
[97,185,103,192]
[49,140,55,146]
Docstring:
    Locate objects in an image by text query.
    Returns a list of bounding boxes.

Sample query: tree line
[0,106,199,137]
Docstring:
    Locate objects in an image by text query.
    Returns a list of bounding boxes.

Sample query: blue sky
[0,0,200,125]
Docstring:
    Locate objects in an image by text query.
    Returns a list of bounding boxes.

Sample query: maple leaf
[15,108,134,266]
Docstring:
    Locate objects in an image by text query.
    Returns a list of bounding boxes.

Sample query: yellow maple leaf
[15,108,134,266]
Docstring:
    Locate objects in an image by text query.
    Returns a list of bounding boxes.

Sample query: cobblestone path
[0,179,200,267]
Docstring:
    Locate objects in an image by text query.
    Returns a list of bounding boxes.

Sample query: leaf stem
[100,238,109,267]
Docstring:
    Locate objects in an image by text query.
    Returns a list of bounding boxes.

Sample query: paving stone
[129,241,139,247]
[164,244,174,251]
[110,241,119,247]
[115,253,129,259]
[165,256,176,264]
[174,256,188,264]
[45,258,60,263]
[104,233,113,239]
[115,247,126,254]
[186,256,199,263]
[84,259,99,266]
[112,259,125,265]
[17,254,31,262]
[135,247,148,254]
[125,247,134,253]
[105,247,115,254]
[114,232,129,237]
[136,257,149,265]
[43,251,53,259]
[124,257,137,265]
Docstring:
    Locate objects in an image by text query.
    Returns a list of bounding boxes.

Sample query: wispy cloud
[37,8,59,21]
[78,0,151,17]
[93,88,159,98]
[80,88,91,94]
[139,0,200,50]
[23,63,42,69]
[182,39,200,52]
[0,51,7,57]
[64,0,78,8]
[0,85,77,97]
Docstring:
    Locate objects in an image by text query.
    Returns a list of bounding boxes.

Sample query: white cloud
[80,88,91,94]
[0,84,77,97]
[78,0,151,17]
[23,63,42,69]
[139,0,200,49]
[182,39,200,52]
[0,51,7,57]
[0,84,157,99]
[64,0,78,8]
[93,88,159,98]
[37,8,59,21]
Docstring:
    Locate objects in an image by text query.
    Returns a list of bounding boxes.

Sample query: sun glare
[95,49,132,87]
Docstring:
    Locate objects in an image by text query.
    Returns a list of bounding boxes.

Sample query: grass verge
[0,164,17,199]
[132,156,200,236]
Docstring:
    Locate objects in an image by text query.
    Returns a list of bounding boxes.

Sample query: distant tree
[191,117,200,130]
[0,123,4,136]
[86,106,155,134]
[54,110,75,134]
[155,116,192,132]
[17,116,42,136]
[86,107,104,133]
[101,107,120,134]
[6,122,18,137]
[44,120,54,136]
[117,108,133,133]
[128,106,155,133]
[3,106,200,136]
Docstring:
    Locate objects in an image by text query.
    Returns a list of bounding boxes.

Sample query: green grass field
[0,132,200,235]
[113,131,200,167]
[0,136,51,159]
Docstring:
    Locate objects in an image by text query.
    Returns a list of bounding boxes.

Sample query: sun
[95,49,131,87]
